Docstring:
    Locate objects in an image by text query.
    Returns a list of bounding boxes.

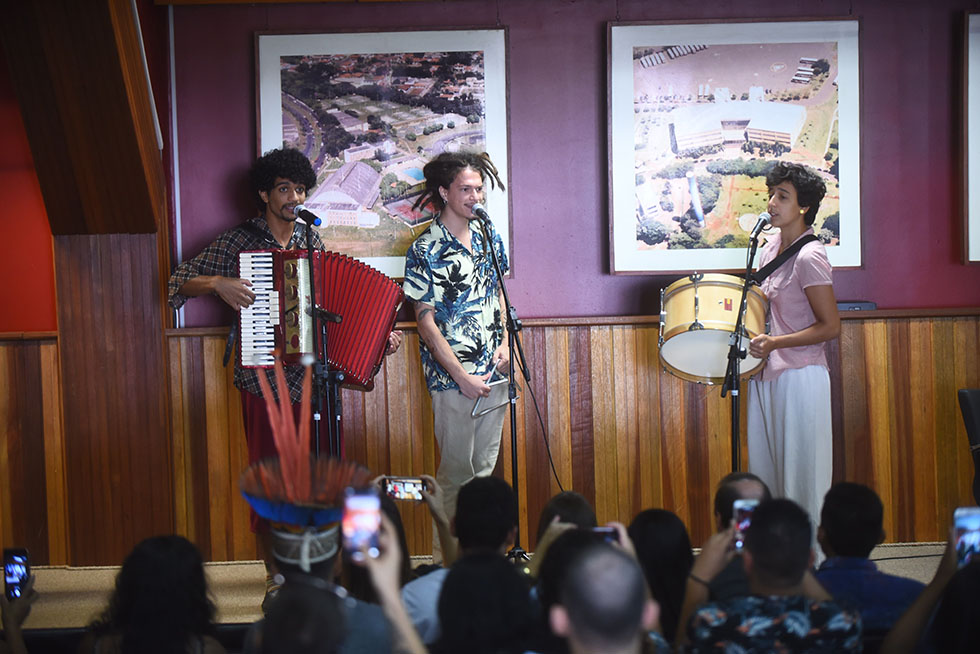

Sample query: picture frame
[256,29,510,279]
[967,14,980,263]
[608,19,862,274]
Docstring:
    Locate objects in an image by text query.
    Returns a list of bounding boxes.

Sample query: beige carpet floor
[21,543,946,631]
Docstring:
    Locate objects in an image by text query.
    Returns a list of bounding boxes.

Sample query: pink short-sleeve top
[757,227,833,381]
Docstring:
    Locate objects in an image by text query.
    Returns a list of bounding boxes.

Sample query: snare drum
[659,273,768,384]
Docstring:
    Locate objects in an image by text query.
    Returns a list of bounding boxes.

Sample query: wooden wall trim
[4,313,977,564]
[163,306,980,338]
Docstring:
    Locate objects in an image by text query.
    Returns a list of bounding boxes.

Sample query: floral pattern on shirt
[686,594,862,653]
[403,218,507,393]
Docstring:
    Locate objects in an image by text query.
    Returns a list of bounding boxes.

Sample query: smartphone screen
[3,548,30,601]
[343,488,381,561]
[592,526,620,543]
[383,477,425,502]
[953,507,980,568]
[733,499,760,550]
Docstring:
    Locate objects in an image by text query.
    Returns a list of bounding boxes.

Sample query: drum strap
[750,234,819,284]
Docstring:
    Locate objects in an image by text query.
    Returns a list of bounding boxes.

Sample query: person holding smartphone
[403,151,510,562]
[747,162,840,531]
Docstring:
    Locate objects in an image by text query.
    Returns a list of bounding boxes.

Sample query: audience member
[242,522,392,654]
[549,543,657,654]
[79,535,225,654]
[431,552,535,654]
[678,498,862,653]
[815,482,924,636]
[535,492,598,544]
[528,491,598,579]
[260,575,349,654]
[401,475,518,644]
[0,574,36,654]
[708,472,772,601]
[881,528,980,654]
[628,508,693,644]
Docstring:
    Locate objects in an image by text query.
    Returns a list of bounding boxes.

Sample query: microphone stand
[477,216,532,563]
[302,219,344,458]
[720,228,764,472]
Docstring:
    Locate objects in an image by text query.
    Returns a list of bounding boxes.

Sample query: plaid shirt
[168,216,325,401]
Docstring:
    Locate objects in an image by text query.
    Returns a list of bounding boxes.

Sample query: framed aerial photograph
[967,14,980,263]
[608,19,862,274]
[257,29,510,278]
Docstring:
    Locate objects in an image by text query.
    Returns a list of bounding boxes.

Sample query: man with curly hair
[167,148,401,599]
[402,151,509,561]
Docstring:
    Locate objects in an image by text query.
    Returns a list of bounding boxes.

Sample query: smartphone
[343,487,381,561]
[383,476,426,502]
[953,506,980,568]
[592,526,620,543]
[3,548,30,601]
[733,499,760,550]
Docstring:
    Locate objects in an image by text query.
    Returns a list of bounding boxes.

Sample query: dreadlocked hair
[411,151,505,213]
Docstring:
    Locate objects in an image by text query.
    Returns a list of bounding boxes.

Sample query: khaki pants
[430,383,508,562]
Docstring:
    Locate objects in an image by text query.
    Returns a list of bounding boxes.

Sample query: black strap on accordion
[750,234,819,285]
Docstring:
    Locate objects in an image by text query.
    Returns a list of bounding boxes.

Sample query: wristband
[688,572,710,587]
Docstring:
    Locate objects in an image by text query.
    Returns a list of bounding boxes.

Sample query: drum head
[659,329,764,385]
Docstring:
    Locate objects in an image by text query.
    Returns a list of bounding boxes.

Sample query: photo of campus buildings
[632,42,842,252]
[277,50,488,259]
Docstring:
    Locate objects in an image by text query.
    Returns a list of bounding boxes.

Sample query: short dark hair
[820,482,884,558]
[250,147,317,209]
[559,544,648,650]
[262,574,348,654]
[537,529,606,613]
[454,476,518,551]
[766,161,827,226]
[436,552,534,654]
[412,150,505,213]
[534,491,598,543]
[744,499,812,588]
[714,472,772,527]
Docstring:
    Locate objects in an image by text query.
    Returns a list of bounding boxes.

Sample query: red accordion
[238,249,404,391]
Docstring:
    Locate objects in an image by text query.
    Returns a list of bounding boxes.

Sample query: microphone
[471,203,491,223]
[293,204,322,227]
[749,211,771,239]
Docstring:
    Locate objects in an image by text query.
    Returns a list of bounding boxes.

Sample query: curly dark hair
[89,535,217,654]
[250,147,318,209]
[765,161,827,226]
[411,150,505,213]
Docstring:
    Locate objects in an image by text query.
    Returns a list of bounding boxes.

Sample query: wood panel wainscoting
[3,311,979,564]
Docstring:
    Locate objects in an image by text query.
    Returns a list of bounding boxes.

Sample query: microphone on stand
[293,204,322,227]
[471,203,492,223]
[749,211,771,239]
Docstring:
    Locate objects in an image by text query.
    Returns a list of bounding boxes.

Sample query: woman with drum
[747,161,841,530]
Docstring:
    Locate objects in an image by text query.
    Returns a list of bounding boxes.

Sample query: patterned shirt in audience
[686,594,862,653]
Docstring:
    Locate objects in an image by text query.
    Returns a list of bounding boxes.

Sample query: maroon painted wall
[171,0,980,328]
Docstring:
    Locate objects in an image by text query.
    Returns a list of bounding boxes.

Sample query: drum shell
[659,273,768,385]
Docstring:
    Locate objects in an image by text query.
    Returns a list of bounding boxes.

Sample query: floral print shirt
[403,217,507,393]
[686,594,862,653]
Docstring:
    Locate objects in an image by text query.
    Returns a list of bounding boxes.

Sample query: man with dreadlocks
[402,151,509,562]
